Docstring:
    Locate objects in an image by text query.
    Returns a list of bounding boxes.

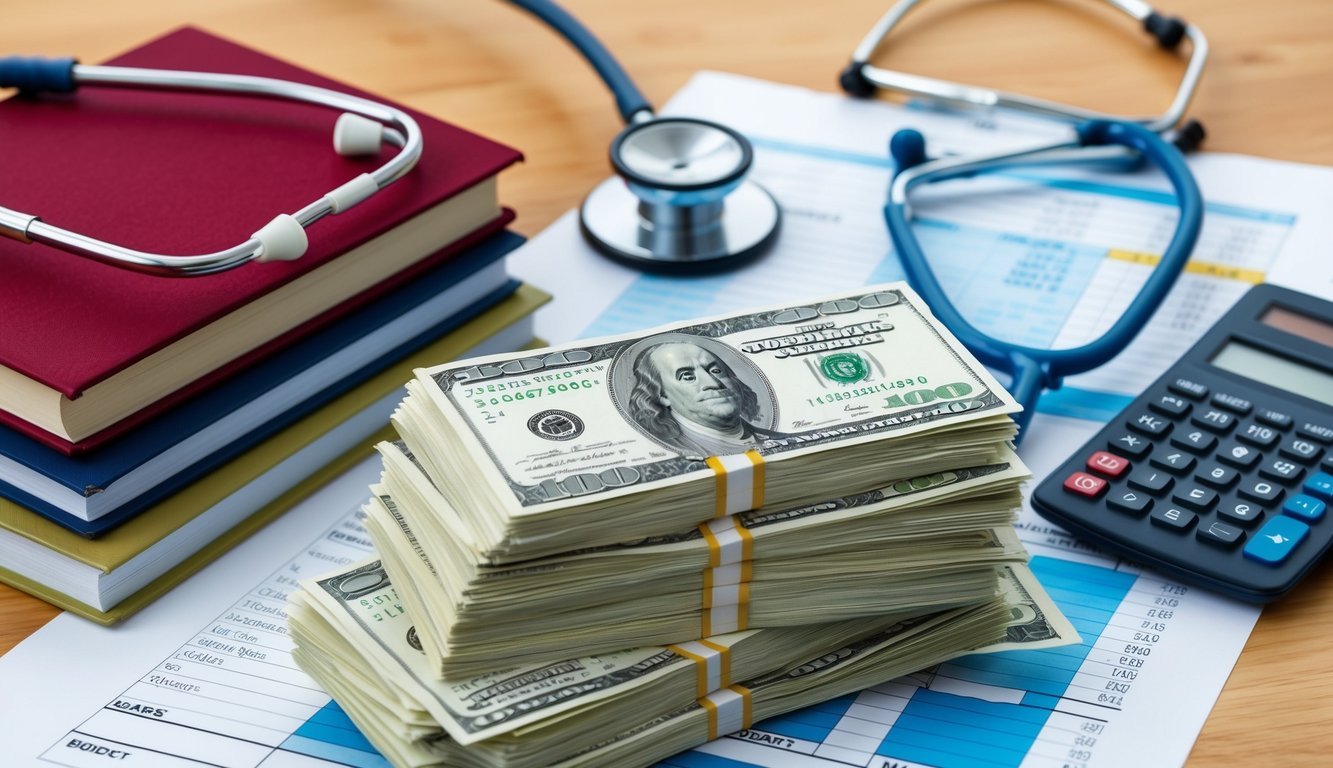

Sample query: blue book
[0,231,525,537]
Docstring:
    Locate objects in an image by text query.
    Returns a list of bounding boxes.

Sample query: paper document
[0,458,390,767]
[504,72,1333,767]
[3,72,1331,768]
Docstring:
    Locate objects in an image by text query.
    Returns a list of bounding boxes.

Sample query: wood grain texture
[1,1,1330,764]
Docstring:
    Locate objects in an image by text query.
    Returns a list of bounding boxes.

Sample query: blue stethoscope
[839,0,1210,441]
[512,0,1209,440]
[3,0,1208,443]
[505,0,783,273]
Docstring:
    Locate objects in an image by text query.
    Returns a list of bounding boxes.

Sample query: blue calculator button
[1304,472,1333,502]
[1283,494,1327,523]
[1243,516,1309,566]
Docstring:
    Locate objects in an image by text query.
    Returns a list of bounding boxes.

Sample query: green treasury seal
[820,352,870,384]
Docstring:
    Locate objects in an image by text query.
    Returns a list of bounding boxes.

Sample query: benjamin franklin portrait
[614,334,777,458]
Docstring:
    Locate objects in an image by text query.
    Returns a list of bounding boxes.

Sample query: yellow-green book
[0,285,549,625]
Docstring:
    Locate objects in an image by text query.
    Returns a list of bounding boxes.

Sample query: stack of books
[0,27,548,624]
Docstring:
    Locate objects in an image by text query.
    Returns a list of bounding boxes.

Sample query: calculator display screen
[1261,306,1333,347]
[1209,340,1333,406]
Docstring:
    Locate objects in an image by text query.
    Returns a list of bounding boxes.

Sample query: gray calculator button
[1237,422,1280,448]
[1168,378,1208,400]
[1197,520,1245,549]
[1195,463,1239,489]
[1279,438,1321,464]
[1216,441,1261,469]
[1239,480,1284,505]
[1107,490,1152,517]
[1259,458,1304,485]
[1150,394,1191,418]
[1255,408,1293,430]
[1128,413,1171,437]
[1172,485,1218,512]
[1108,433,1152,459]
[1127,468,1174,495]
[1210,393,1252,415]
[1171,429,1217,454]
[1297,422,1333,445]
[1151,451,1196,474]
[1218,499,1265,527]
[1150,506,1196,531]
[1191,409,1236,433]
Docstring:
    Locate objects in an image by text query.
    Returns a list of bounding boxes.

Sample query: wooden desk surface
[1,0,1330,763]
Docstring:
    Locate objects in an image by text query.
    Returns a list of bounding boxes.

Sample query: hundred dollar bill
[368,441,1031,676]
[984,563,1082,653]
[393,282,1021,561]
[289,560,1076,768]
[290,559,917,746]
[548,571,1080,768]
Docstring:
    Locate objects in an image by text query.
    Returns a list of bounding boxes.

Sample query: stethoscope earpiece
[0,56,422,276]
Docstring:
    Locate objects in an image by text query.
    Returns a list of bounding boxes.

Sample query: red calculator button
[1087,451,1131,478]
[1064,472,1108,498]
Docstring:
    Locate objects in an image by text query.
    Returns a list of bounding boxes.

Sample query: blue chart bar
[282,700,392,768]
[753,693,859,744]
[875,557,1136,768]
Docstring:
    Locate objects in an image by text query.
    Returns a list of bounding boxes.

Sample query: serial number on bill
[467,380,598,406]
[807,377,929,406]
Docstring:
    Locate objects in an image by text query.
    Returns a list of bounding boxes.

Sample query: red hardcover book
[0,27,522,452]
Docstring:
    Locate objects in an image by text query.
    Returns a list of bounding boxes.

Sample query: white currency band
[705,517,747,567]
[708,603,742,635]
[709,563,746,587]
[673,640,725,693]
[716,453,757,516]
[705,688,748,737]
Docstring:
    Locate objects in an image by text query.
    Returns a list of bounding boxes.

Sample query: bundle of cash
[389,285,1022,564]
[290,557,1076,768]
[287,282,1076,768]
[370,443,1030,676]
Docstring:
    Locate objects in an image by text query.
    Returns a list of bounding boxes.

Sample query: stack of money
[390,285,1022,564]
[371,442,1031,676]
[289,557,1076,768]
[288,283,1076,766]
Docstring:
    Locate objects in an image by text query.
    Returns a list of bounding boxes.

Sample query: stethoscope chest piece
[579,117,780,273]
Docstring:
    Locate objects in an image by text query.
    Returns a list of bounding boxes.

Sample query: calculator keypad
[1037,375,1333,602]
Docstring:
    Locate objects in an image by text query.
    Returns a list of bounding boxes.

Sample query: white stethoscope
[8,0,1204,295]
[0,56,421,275]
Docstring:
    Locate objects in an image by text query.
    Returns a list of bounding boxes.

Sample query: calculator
[1030,284,1333,602]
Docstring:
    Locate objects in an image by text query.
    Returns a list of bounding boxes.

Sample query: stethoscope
[839,0,1210,442]
[504,0,782,273]
[0,55,421,275]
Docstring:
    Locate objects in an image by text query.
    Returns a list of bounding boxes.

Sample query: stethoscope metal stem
[849,0,1208,134]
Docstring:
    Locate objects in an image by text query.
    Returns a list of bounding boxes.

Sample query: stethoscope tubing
[885,121,1204,438]
[505,0,652,123]
[0,61,423,276]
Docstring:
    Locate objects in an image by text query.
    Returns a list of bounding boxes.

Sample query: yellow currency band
[705,450,767,519]
[701,685,753,740]
[667,638,734,699]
